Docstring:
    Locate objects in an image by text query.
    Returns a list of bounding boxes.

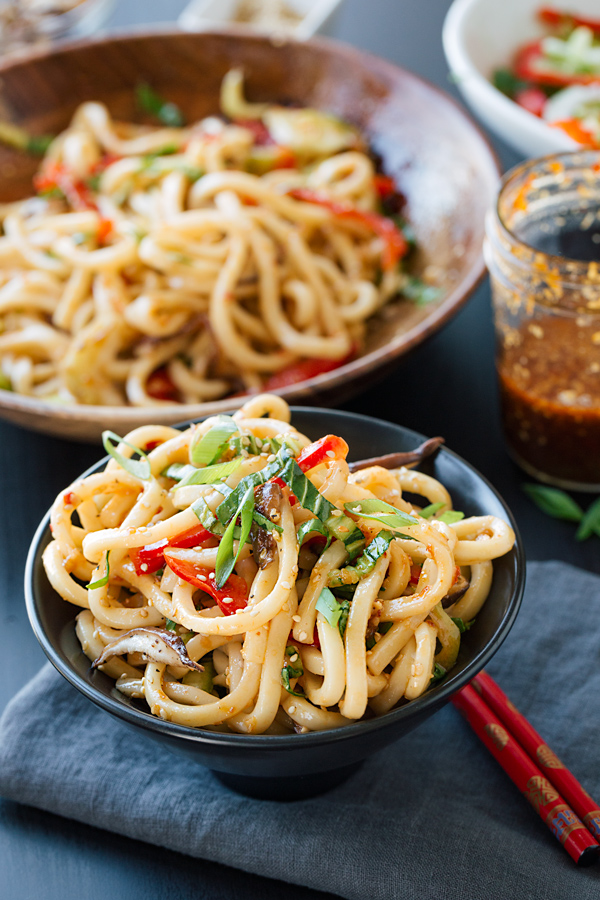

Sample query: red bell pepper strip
[296,434,349,472]
[553,118,598,146]
[130,524,213,575]
[289,187,409,270]
[514,40,600,86]
[234,118,273,145]
[514,86,547,117]
[162,551,248,615]
[538,7,600,37]
[264,355,351,390]
[269,476,297,506]
[34,162,97,210]
[373,174,396,199]
[146,366,181,402]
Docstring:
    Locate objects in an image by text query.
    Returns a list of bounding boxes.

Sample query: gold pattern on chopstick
[545,804,588,844]
[524,775,559,813]
[536,744,565,770]
[484,723,509,750]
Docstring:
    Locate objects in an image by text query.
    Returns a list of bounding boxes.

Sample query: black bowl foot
[212,762,363,801]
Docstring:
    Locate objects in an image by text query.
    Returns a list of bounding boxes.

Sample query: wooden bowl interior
[0,31,499,439]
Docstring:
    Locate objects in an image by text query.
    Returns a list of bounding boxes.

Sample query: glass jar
[485,151,600,491]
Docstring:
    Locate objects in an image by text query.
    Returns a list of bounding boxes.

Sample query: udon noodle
[43,394,516,734]
[0,71,415,406]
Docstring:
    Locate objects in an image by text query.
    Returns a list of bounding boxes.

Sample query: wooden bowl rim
[0,26,501,429]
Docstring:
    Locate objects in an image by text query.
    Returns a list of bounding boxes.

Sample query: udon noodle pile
[0,70,413,406]
[43,394,515,733]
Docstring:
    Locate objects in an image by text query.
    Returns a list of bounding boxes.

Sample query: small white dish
[442,0,600,158]
[178,0,345,40]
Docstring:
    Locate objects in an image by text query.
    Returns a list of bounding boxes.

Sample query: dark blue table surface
[1,2,597,898]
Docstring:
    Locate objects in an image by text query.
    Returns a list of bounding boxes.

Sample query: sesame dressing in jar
[485,152,600,490]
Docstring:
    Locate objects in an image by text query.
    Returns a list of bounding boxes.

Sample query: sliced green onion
[253,509,283,534]
[344,498,418,530]
[420,501,444,519]
[136,83,185,127]
[215,485,255,588]
[327,530,394,587]
[316,586,344,629]
[191,416,238,466]
[102,431,151,480]
[296,518,330,546]
[165,618,178,632]
[451,617,474,633]
[438,510,465,525]
[87,552,110,590]
[174,458,242,489]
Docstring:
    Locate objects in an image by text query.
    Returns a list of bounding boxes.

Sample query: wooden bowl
[0,29,500,442]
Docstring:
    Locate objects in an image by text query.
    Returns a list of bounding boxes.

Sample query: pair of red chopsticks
[452,671,600,866]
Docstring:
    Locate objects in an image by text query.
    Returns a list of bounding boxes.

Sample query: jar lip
[493,149,600,270]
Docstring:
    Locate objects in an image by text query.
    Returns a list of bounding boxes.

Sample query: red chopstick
[452,681,600,866]
[473,671,600,844]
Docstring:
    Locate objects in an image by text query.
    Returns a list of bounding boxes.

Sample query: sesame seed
[280,581,291,590]
[140,609,148,618]
[331,509,343,517]
[290,654,298,663]
[292,615,301,622]
[223,597,232,603]
[198,574,207,581]
[267,454,276,463]
[141,563,148,572]
[338,525,349,533]
[299,631,307,641]
[288,705,296,714]
[326,450,336,459]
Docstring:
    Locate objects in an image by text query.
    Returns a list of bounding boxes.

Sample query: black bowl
[25,408,525,800]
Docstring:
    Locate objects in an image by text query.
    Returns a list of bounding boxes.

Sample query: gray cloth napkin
[1,560,599,900]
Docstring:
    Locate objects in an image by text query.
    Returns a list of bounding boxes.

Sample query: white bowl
[178,0,345,40]
[442,0,600,158]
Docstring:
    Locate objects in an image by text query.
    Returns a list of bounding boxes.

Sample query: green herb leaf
[102,430,151,480]
[281,668,304,697]
[366,633,377,650]
[327,530,394,587]
[451,617,474,633]
[87,552,110,590]
[26,133,54,156]
[215,449,292,524]
[492,68,527,99]
[252,509,283,534]
[279,457,364,557]
[316,587,344,628]
[165,618,178,632]
[283,644,303,679]
[191,416,238,466]
[183,654,215,693]
[174,458,242,489]
[378,621,393,635]
[338,599,351,638]
[438,510,465,525]
[420,501,444,518]
[344,498,418,530]
[136,83,185,127]
[296,518,330,546]
[522,484,584,522]
[215,485,254,588]
[402,275,442,306]
[191,497,225,534]
[576,497,600,541]
[430,662,447,685]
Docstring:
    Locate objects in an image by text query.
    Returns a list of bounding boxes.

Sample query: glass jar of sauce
[485,151,600,491]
